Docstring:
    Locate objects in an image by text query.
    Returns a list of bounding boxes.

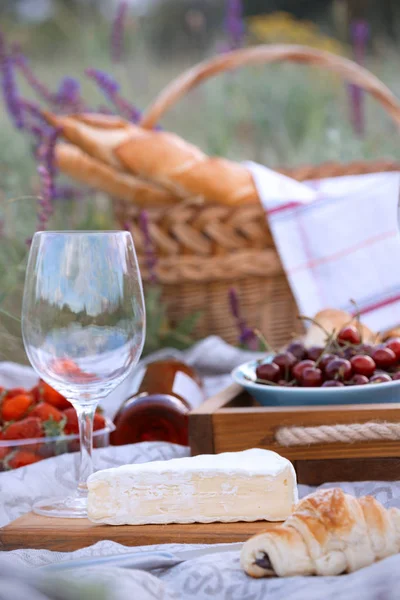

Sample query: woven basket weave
[114,45,400,348]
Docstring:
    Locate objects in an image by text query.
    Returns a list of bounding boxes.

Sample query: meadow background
[1,0,400,364]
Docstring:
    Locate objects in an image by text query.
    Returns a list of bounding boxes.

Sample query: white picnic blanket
[1,337,400,599]
[248,164,400,334]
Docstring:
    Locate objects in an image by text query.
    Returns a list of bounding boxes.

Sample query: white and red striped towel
[246,162,400,333]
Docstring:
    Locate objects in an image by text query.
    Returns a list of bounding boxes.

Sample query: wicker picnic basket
[53,46,400,348]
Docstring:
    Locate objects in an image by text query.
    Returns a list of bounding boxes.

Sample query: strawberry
[39,380,71,410]
[1,393,34,422]
[63,408,79,435]
[30,385,41,403]
[63,408,105,435]
[94,412,106,431]
[7,450,41,469]
[30,402,63,423]
[4,387,27,400]
[0,430,8,461]
[51,358,80,376]
[3,417,44,440]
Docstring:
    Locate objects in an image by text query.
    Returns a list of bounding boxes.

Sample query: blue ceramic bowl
[231,357,400,407]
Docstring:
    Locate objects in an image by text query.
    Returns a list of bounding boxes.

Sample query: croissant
[241,488,400,578]
[45,112,259,206]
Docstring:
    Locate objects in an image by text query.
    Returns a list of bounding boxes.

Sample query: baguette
[45,112,259,206]
[55,143,179,207]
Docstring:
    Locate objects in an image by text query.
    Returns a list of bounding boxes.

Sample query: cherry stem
[298,315,332,340]
[253,328,274,354]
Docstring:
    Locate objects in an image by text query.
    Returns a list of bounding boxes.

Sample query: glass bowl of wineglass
[22,230,145,518]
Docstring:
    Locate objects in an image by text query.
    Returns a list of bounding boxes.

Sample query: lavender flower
[138,210,158,284]
[36,164,53,230]
[12,50,54,105]
[86,68,120,95]
[55,76,81,109]
[85,68,141,123]
[111,1,129,63]
[228,287,259,350]
[348,19,369,136]
[54,185,86,201]
[0,31,23,129]
[224,0,244,51]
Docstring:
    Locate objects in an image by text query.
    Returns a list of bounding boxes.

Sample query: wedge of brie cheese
[87,448,298,525]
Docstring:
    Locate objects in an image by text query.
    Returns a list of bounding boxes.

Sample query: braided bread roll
[241,488,400,578]
[45,112,259,206]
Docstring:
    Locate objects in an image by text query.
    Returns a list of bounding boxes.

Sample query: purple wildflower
[54,185,86,200]
[55,76,81,109]
[224,0,244,51]
[86,68,120,94]
[34,127,60,229]
[111,1,129,63]
[348,19,369,136]
[228,287,259,350]
[45,127,61,180]
[12,50,54,105]
[138,210,158,284]
[0,31,23,129]
[85,68,141,123]
[36,164,53,230]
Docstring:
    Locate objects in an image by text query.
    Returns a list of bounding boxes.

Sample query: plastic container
[0,418,115,471]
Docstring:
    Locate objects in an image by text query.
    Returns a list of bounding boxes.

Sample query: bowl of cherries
[232,324,400,406]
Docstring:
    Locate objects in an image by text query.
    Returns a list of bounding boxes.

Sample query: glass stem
[73,402,97,497]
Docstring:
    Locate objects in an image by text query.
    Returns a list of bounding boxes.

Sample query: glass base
[33,494,88,519]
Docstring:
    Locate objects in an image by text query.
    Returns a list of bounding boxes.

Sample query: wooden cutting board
[0,512,279,552]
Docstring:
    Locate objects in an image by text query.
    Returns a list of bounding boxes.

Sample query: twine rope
[275,421,400,446]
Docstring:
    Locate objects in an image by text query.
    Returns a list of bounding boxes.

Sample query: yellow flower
[248,12,345,56]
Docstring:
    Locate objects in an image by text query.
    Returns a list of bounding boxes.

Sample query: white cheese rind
[87,448,298,525]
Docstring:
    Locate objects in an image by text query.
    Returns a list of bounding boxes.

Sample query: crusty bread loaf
[55,143,179,206]
[45,112,259,206]
[303,308,377,347]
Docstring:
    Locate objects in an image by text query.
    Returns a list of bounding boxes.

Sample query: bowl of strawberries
[0,380,114,470]
[232,309,400,407]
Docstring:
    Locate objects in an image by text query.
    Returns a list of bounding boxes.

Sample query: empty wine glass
[22,231,145,518]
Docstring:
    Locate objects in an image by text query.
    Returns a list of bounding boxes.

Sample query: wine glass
[22,231,145,518]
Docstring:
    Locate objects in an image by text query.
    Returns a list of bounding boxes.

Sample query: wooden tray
[0,512,278,552]
[188,383,400,485]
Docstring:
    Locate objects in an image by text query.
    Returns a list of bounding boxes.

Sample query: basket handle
[140,44,400,130]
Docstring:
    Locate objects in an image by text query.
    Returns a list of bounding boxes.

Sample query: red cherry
[272,352,297,377]
[350,355,376,377]
[343,346,359,360]
[321,380,345,387]
[300,367,323,387]
[350,374,369,385]
[292,359,315,380]
[286,341,306,361]
[256,363,280,383]
[337,325,361,346]
[370,373,392,384]
[385,338,400,360]
[357,343,375,356]
[371,347,397,369]
[306,346,324,361]
[318,353,336,372]
[325,358,353,381]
